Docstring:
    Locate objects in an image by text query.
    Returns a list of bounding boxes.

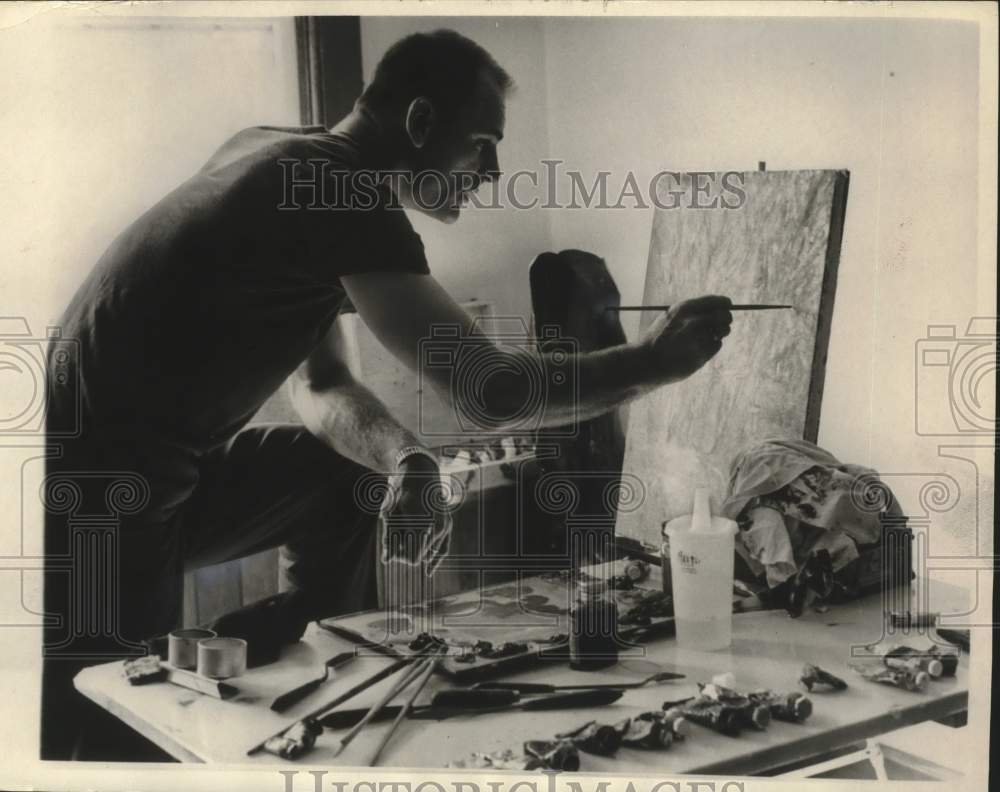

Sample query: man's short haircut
[359,30,512,123]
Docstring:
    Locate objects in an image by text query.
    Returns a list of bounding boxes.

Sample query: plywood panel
[240,548,280,605]
[192,559,243,625]
[617,170,848,546]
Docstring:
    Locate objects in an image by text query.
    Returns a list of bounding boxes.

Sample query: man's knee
[278,482,382,618]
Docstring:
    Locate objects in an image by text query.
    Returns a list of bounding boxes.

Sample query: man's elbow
[445,375,548,434]
[286,371,332,435]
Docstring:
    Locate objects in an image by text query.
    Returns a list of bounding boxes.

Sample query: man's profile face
[400,71,506,223]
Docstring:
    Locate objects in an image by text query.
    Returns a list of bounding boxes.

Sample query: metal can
[569,578,618,671]
[660,521,673,597]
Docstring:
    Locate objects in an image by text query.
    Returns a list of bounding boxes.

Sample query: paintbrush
[470,670,685,692]
[368,649,445,766]
[330,652,439,757]
[246,656,416,755]
[320,687,625,728]
[607,304,793,312]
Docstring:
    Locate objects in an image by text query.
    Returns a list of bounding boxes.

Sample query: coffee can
[167,628,217,669]
[197,637,248,679]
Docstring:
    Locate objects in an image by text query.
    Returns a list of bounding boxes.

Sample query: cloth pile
[721,438,906,613]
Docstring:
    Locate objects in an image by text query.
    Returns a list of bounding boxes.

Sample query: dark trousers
[41,423,382,760]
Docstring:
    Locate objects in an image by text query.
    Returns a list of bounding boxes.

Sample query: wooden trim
[805,169,850,442]
[294,16,363,128]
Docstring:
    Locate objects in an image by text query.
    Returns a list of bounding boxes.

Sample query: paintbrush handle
[335,653,435,754]
[247,656,414,755]
[369,650,443,766]
[473,678,683,693]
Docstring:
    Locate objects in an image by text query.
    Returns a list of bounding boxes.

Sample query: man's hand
[639,295,733,383]
[379,451,453,574]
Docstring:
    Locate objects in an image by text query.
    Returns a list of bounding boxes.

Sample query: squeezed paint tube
[619,717,673,749]
[523,739,581,771]
[674,696,742,736]
[263,719,322,760]
[698,683,770,731]
[122,656,167,686]
[928,645,960,677]
[852,663,929,692]
[748,690,813,723]
[882,644,957,678]
[624,559,650,583]
[884,654,942,678]
[555,720,622,756]
[800,663,848,692]
[656,707,691,740]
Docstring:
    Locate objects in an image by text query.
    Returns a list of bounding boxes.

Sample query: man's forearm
[475,341,660,429]
[289,377,421,472]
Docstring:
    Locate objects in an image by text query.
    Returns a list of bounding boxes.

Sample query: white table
[75,580,969,773]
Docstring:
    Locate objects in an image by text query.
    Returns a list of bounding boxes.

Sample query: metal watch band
[393,445,439,471]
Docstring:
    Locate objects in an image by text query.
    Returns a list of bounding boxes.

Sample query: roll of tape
[168,628,217,670]
[197,637,248,679]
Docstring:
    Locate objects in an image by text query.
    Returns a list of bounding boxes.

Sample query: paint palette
[320,561,677,680]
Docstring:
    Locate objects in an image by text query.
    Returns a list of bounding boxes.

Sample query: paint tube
[883,644,957,678]
[852,663,929,692]
[859,643,932,675]
[658,707,692,739]
[263,718,322,760]
[615,717,673,749]
[523,739,581,771]
[122,656,167,686]
[928,645,960,676]
[884,654,942,677]
[555,720,622,756]
[800,663,848,691]
[698,683,770,731]
[675,696,742,736]
[748,690,813,723]
[624,559,651,583]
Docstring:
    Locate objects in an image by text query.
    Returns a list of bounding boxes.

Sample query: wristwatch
[394,445,439,472]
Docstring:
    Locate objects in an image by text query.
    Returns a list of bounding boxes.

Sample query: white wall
[540,17,990,555]
[0,13,301,760]
[355,16,991,554]
[360,16,553,323]
[0,15,300,329]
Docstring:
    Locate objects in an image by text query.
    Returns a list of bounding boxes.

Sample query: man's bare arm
[288,323,425,473]
[340,272,731,431]
[290,322,451,569]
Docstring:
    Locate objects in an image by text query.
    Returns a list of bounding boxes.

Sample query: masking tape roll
[167,628,217,670]
[197,637,247,679]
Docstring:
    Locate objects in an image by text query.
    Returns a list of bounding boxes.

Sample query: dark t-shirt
[51,125,428,458]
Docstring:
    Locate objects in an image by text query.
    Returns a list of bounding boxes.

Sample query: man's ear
[404,97,434,149]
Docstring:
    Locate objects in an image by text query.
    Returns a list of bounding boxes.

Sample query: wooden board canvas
[616,170,848,547]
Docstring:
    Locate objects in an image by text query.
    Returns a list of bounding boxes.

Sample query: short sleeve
[339,191,430,278]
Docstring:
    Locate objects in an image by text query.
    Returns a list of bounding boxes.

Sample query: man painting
[42,29,731,759]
